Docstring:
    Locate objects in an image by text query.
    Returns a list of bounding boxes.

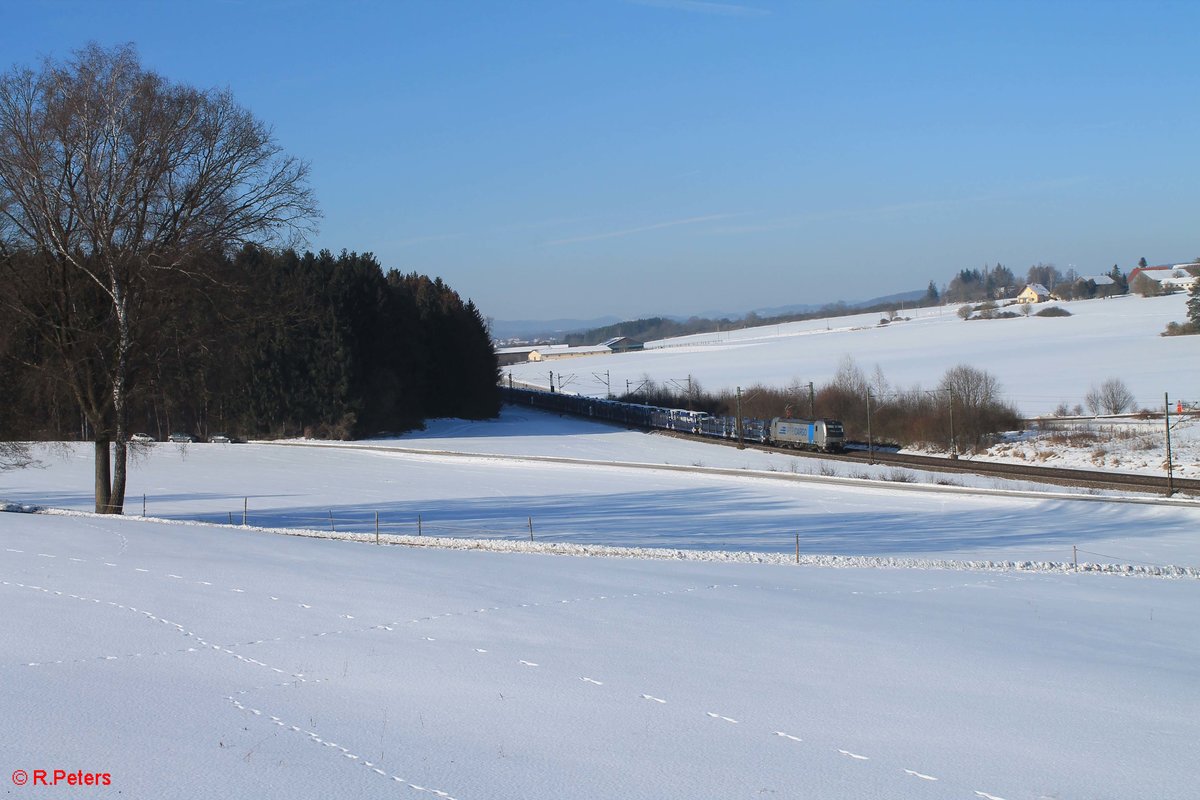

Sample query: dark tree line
[0,246,500,443]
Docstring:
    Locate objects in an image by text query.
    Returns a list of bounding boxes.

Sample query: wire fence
[128,494,1195,573]
[189,502,541,544]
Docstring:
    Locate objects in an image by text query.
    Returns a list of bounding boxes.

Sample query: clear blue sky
[4,0,1197,321]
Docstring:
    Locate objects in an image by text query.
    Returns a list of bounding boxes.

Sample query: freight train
[503,387,844,453]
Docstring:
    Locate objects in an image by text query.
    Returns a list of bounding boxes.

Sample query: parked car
[129,432,155,443]
[208,433,242,444]
[167,432,197,443]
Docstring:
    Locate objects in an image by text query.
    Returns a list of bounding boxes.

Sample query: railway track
[660,431,1199,495]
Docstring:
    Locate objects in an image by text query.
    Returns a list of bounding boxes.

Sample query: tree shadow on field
[162,488,1177,558]
[368,405,635,443]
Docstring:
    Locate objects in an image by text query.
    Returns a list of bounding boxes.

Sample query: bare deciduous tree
[938,364,1015,451]
[0,43,317,512]
[1085,378,1135,415]
[0,441,35,471]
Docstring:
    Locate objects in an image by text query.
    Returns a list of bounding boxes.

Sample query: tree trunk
[109,438,127,515]
[94,439,111,513]
[106,288,131,515]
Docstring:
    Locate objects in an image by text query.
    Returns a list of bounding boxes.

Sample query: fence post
[796,533,800,564]
[143,494,146,517]
[228,511,233,525]
[375,511,380,545]
[1073,545,1077,570]
[329,510,335,532]
[418,513,422,536]
[243,497,247,526]
[529,516,534,541]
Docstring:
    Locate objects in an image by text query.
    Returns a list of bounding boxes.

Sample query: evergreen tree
[1107,265,1128,294]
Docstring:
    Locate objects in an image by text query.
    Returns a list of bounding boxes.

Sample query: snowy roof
[600,336,644,348]
[1024,283,1050,295]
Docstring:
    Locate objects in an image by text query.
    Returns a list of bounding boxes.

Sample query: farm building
[1129,264,1199,290]
[528,345,612,362]
[600,336,645,353]
[1017,283,1051,303]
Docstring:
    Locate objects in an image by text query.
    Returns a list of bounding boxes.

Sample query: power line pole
[948,389,957,459]
[1165,392,1174,496]
[867,388,877,462]
[736,386,744,450]
[592,370,611,398]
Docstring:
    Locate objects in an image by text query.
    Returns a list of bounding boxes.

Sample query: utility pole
[549,371,555,393]
[736,386,745,450]
[948,389,957,459]
[592,370,611,399]
[866,388,874,465]
[1165,392,1174,496]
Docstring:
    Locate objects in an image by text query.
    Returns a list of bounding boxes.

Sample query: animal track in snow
[227,699,459,800]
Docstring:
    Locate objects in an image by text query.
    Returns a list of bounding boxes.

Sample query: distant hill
[494,289,929,344]
[748,289,926,319]
[490,316,622,341]
[561,289,932,346]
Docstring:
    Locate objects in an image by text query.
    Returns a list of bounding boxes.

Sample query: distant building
[600,336,645,353]
[1129,264,1199,290]
[1049,274,1120,301]
[508,336,647,362]
[528,345,611,362]
[1017,283,1050,303]
[495,346,541,366]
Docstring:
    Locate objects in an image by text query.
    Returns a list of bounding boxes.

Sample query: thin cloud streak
[626,0,770,17]
[544,212,750,246]
[707,177,1092,236]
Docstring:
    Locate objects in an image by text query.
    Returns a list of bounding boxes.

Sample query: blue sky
[4,0,1197,321]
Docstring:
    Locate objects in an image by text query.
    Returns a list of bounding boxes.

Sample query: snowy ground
[4,512,1200,799]
[974,414,1200,479]
[4,409,1200,798]
[503,293,1198,417]
[4,409,1200,566]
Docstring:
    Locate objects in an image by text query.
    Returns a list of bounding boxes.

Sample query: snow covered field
[4,410,1200,798]
[5,410,1200,565]
[4,511,1198,800]
[503,293,1198,417]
